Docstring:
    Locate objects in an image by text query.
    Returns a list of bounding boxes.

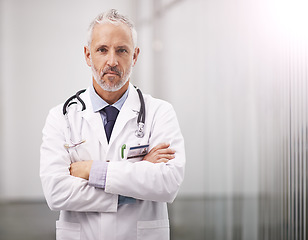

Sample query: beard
[91,62,133,92]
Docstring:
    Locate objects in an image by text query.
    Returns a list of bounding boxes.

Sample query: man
[40,9,185,240]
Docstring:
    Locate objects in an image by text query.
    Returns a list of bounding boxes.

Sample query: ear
[84,46,92,67]
[132,47,140,67]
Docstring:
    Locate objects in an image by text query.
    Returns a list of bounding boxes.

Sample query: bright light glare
[271,0,308,39]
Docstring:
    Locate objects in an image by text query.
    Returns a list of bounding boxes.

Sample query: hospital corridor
[1,0,308,239]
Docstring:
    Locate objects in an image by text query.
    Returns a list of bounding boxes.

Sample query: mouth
[104,71,120,76]
[102,67,122,78]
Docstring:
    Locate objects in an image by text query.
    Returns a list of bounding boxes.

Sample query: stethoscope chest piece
[135,122,145,138]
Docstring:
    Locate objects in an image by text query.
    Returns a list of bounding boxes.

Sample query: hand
[142,143,175,163]
[70,160,93,180]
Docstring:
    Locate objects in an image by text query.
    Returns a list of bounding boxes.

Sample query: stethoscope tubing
[63,89,87,115]
[135,86,145,125]
[62,86,146,147]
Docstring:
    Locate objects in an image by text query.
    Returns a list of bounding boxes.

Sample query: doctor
[40,9,185,240]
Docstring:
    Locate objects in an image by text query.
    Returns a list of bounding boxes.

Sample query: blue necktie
[103,105,119,143]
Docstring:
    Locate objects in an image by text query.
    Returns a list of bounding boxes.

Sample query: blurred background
[1,0,308,239]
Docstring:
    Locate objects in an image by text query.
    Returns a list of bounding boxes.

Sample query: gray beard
[91,64,133,92]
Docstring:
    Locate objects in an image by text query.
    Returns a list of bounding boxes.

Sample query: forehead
[91,22,134,47]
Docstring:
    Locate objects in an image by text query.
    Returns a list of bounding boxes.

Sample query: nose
[107,51,118,67]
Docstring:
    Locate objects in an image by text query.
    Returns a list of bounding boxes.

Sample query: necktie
[103,105,119,143]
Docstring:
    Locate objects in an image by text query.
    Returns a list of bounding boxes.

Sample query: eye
[117,48,128,54]
[97,47,107,53]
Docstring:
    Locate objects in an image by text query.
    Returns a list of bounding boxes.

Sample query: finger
[156,158,170,163]
[161,154,175,160]
[149,143,170,153]
[151,153,175,163]
[155,153,175,160]
[157,148,175,155]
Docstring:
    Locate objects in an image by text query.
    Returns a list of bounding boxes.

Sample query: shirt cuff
[88,161,108,188]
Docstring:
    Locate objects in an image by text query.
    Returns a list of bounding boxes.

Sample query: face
[85,22,139,92]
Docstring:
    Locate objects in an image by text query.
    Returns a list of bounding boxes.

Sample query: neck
[93,78,129,105]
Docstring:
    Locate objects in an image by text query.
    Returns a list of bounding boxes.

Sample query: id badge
[121,144,149,162]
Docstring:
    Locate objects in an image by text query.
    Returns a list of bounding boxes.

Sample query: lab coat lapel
[81,90,108,148]
[109,84,140,144]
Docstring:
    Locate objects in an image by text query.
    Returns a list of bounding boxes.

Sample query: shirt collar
[89,84,130,113]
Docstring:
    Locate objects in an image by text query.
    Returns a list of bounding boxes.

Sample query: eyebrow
[116,45,130,49]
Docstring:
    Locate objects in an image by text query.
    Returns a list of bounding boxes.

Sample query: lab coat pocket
[56,221,81,240]
[137,219,170,240]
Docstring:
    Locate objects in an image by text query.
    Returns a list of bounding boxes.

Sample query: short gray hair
[87,9,137,48]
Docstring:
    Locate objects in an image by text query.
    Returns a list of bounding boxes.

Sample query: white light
[270,0,308,39]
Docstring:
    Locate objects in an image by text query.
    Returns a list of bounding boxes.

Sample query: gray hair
[87,9,137,48]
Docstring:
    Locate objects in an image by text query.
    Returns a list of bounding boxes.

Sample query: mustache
[102,66,122,76]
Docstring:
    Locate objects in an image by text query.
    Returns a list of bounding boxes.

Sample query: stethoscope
[62,86,145,149]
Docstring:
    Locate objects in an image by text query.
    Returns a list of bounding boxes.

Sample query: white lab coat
[40,83,185,240]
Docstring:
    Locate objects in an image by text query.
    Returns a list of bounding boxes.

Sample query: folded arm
[40,107,118,212]
[69,142,175,180]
